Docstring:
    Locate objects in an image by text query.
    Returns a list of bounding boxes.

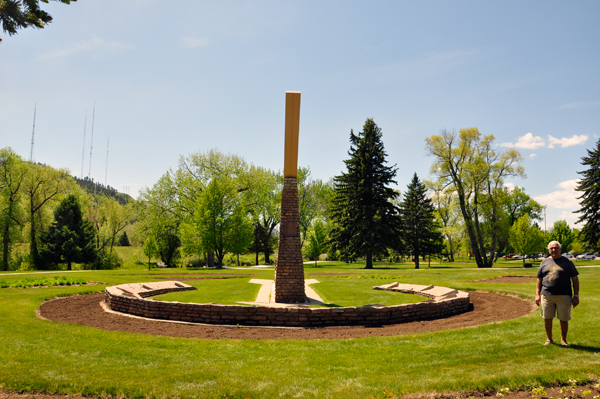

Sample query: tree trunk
[29,201,40,268]
[2,222,9,271]
[364,252,373,269]
[67,260,72,271]
[207,252,214,268]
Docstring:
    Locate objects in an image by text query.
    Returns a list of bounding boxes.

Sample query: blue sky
[1,1,599,229]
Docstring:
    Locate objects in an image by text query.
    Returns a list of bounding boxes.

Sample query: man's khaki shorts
[541,295,572,321]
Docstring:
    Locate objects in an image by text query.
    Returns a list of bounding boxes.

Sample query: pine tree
[576,138,600,252]
[329,118,401,269]
[39,195,97,270]
[118,231,131,246]
[399,173,444,269]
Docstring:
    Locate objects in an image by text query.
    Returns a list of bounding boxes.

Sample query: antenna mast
[30,104,36,162]
[105,136,109,187]
[81,109,87,179]
[88,102,95,180]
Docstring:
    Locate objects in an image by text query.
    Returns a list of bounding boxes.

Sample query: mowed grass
[0,262,599,398]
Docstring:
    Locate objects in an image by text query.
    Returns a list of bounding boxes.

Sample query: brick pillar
[274,177,306,303]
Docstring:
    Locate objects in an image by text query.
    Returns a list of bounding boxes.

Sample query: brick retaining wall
[105,282,470,327]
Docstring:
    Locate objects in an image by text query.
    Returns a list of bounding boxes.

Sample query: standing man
[535,240,580,346]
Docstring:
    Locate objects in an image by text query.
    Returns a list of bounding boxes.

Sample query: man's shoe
[544,339,553,345]
[560,341,569,347]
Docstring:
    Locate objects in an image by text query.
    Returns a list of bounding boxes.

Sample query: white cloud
[504,182,515,191]
[556,179,579,191]
[534,179,580,209]
[501,132,545,149]
[37,35,133,61]
[181,37,209,48]
[547,134,588,148]
[556,101,600,110]
[530,154,537,159]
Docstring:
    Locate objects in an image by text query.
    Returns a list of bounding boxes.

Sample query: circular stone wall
[105,281,471,327]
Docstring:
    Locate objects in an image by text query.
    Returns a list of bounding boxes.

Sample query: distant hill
[74,176,133,205]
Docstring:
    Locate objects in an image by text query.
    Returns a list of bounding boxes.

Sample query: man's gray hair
[548,240,562,249]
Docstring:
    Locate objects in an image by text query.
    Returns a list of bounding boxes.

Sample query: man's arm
[536,278,542,306]
[572,275,580,307]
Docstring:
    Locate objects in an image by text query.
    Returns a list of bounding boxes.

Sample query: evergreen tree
[399,173,444,269]
[576,138,600,252]
[329,118,401,269]
[118,231,131,246]
[39,195,96,270]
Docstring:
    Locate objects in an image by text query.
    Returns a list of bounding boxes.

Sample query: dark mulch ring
[476,276,538,283]
[39,291,535,340]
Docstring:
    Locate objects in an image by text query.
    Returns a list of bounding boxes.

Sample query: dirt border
[38,290,536,340]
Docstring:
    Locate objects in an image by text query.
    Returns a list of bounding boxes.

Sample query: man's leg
[560,320,569,345]
[544,318,553,343]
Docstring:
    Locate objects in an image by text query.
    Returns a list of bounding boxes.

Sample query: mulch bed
[38,291,535,340]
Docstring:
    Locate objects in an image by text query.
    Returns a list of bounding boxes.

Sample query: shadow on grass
[568,344,600,353]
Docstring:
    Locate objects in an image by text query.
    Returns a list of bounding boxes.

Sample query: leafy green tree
[576,138,600,252]
[303,219,327,266]
[22,163,74,268]
[425,128,524,268]
[0,0,75,42]
[194,178,253,267]
[329,118,401,269]
[0,148,27,270]
[549,220,574,254]
[428,180,464,262]
[399,173,444,269]
[504,186,543,225]
[143,235,158,270]
[85,194,134,255]
[39,195,96,270]
[509,215,545,266]
[298,167,331,247]
[137,172,182,267]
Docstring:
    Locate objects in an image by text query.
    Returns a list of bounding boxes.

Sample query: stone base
[274,177,306,303]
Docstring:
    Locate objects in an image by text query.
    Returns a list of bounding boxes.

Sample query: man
[535,240,580,346]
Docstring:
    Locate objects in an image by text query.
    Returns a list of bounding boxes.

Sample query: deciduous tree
[194,178,253,267]
[22,163,73,268]
[303,219,327,266]
[509,215,545,266]
[0,148,27,270]
[425,128,524,268]
[549,220,574,254]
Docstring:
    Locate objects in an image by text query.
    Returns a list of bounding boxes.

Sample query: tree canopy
[0,0,75,42]
[425,128,524,268]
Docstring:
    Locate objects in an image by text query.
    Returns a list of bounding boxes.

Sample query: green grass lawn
[0,261,599,398]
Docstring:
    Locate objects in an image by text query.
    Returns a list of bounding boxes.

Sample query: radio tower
[80,109,87,179]
[88,102,95,180]
[104,136,109,187]
[29,104,37,162]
